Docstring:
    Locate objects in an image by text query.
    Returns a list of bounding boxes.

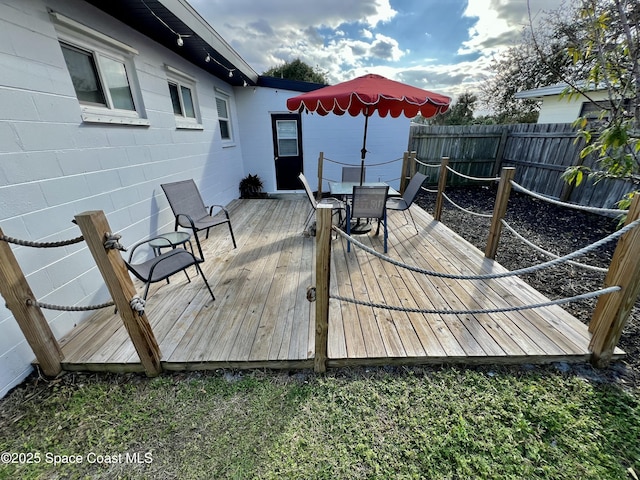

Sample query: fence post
[589,194,640,367]
[317,152,325,201]
[399,151,410,195]
[0,228,63,377]
[492,128,509,176]
[433,156,449,221]
[74,211,162,377]
[409,151,417,177]
[485,167,515,259]
[314,204,332,373]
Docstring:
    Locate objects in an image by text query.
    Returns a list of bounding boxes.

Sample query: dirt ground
[415,186,640,389]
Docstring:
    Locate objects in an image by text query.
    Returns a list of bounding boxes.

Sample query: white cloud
[187,0,401,80]
[185,0,565,103]
[364,0,397,27]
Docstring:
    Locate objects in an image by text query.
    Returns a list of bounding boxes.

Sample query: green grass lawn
[0,366,638,479]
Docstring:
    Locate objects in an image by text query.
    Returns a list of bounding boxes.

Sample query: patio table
[149,231,193,257]
[328,181,400,197]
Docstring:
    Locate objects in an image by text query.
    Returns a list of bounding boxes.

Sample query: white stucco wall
[0,0,246,397]
[537,90,611,124]
[235,87,411,194]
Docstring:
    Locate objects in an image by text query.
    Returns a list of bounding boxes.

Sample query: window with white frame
[215,92,233,142]
[165,65,202,129]
[51,11,148,126]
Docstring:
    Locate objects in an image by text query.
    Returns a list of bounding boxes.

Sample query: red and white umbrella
[287,73,451,183]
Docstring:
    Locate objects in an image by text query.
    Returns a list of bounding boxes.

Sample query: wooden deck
[54,197,622,373]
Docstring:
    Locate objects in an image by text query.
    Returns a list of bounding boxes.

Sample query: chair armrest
[127,236,172,262]
[175,212,198,230]
[207,204,230,219]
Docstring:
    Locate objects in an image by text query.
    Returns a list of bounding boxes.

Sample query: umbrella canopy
[286,73,451,119]
[287,74,451,184]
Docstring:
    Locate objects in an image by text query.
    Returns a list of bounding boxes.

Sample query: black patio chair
[386,172,427,233]
[342,166,366,183]
[161,179,236,260]
[346,185,389,253]
[299,172,345,232]
[125,236,215,301]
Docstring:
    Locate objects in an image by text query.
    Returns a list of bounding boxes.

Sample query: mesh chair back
[298,173,317,208]
[351,185,389,218]
[161,180,207,222]
[403,172,428,203]
[342,166,366,182]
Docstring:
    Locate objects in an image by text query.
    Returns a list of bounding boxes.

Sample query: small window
[165,65,202,129]
[580,100,611,121]
[216,96,232,141]
[61,43,136,112]
[580,99,632,123]
[52,11,148,125]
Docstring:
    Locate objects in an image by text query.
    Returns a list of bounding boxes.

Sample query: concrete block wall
[0,0,246,397]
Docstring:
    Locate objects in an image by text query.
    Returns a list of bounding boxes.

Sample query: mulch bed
[415,186,639,389]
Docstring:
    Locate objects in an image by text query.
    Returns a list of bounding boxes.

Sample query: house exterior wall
[537,90,611,123]
[0,0,246,397]
[235,87,410,194]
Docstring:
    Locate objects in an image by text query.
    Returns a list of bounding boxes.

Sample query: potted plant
[239,173,265,198]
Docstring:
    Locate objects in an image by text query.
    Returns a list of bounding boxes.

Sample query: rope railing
[442,192,493,218]
[500,220,609,274]
[323,156,403,167]
[332,216,640,280]
[415,157,441,169]
[26,298,115,312]
[0,234,84,248]
[1,229,146,314]
[510,181,628,216]
[446,166,500,183]
[331,286,620,315]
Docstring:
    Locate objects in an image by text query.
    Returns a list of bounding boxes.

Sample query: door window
[276,120,299,156]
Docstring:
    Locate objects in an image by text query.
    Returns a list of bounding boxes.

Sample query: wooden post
[485,167,516,259]
[589,194,640,367]
[399,151,410,195]
[492,128,509,177]
[74,211,162,376]
[317,152,325,201]
[433,156,450,221]
[0,228,63,377]
[409,151,417,178]
[314,205,332,373]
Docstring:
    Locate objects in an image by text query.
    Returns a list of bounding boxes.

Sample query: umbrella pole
[360,112,369,186]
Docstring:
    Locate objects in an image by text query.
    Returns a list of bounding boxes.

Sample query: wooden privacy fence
[409,123,638,210]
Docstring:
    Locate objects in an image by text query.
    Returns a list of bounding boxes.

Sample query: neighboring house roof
[515,82,606,100]
[514,83,571,100]
[257,76,327,92]
[85,0,259,87]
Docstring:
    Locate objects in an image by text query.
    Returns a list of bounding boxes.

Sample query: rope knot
[130,295,145,316]
[104,232,126,251]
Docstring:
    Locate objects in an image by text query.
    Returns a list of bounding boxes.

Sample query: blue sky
[187,0,562,104]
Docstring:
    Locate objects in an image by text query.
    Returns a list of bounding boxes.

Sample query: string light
[141,0,244,82]
[141,0,190,47]
[203,48,236,78]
